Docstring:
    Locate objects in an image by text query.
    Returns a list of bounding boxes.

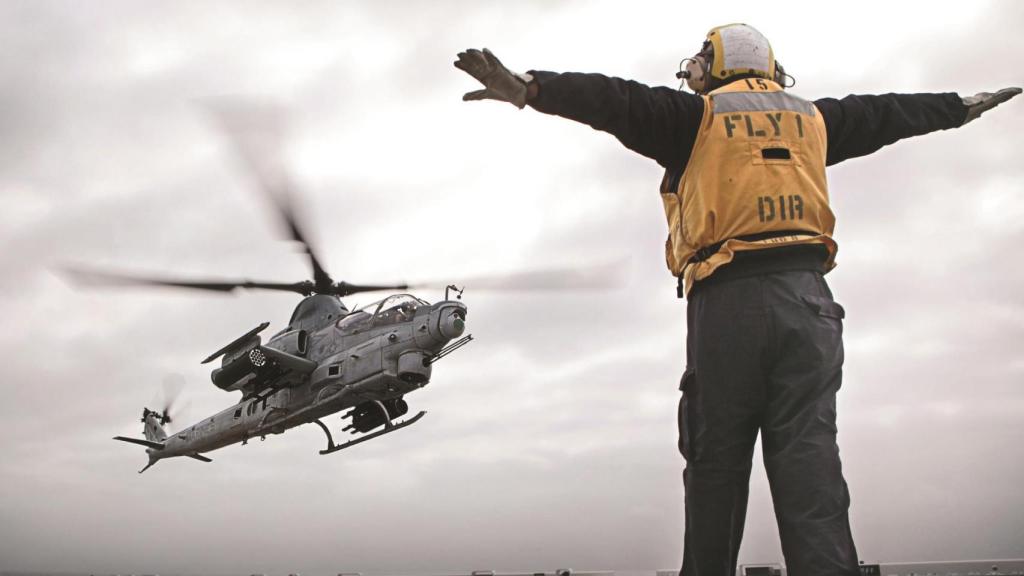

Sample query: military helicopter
[108,283,471,473]
[71,104,620,473]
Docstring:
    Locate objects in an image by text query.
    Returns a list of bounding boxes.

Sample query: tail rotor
[118,375,192,473]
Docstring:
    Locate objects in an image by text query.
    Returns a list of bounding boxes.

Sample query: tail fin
[112,436,164,474]
[114,408,169,474]
[113,436,165,450]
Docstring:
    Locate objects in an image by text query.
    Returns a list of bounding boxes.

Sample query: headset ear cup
[684,57,707,93]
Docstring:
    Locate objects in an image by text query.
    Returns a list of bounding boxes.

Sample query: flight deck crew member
[454,23,1020,576]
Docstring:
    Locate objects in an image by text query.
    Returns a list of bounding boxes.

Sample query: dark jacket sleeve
[527,70,704,170]
[814,92,967,166]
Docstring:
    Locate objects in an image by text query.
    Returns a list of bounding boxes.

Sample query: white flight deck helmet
[679,23,790,94]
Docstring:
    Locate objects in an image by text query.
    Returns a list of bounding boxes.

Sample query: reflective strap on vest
[712,90,817,115]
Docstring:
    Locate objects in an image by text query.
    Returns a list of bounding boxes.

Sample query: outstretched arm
[526,71,703,169]
[815,88,1020,166]
[455,48,704,169]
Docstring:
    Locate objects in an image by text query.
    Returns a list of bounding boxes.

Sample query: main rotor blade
[331,260,629,297]
[63,267,316,296]
[331,281,410,297]
[409,259,630,292]
[207,102,334,290]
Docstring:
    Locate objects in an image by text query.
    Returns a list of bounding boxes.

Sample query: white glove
[454,48,533,109]
[962,87,1021,124]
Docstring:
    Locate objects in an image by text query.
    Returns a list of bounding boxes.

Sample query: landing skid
[313,409,426,455]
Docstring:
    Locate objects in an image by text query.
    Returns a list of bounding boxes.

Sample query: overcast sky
[1,1,1022,574]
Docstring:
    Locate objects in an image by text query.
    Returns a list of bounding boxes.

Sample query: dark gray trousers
[678,270,859,576]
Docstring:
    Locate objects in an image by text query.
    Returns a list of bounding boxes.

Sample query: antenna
[445,284,465,300]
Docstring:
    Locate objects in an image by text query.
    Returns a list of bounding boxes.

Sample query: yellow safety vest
[661,78,837,294]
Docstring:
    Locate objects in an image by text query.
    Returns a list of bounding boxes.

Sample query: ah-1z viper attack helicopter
[73,105,617,473]
[114,281,471,473]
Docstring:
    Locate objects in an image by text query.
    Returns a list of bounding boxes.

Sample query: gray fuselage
[144,294,466,463]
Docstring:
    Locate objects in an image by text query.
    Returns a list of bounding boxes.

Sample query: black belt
[676,230,821,298]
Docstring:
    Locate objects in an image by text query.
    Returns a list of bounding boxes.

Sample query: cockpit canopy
[335,294,428,332]
[287,294,349,332]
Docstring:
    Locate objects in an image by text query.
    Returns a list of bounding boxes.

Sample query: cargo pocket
[799,294,845,320]
[678,367,696,460]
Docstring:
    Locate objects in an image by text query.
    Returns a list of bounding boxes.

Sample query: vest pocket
[665,235,680,272]
[661,192,684,273]
[750,140,801,166]
[761,147,791,160]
